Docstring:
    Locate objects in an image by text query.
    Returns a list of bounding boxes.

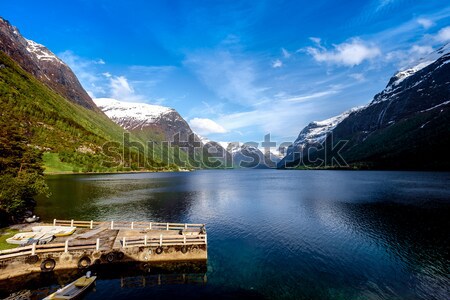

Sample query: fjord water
[17,171,450,299]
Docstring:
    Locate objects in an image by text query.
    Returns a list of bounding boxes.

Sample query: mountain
[228,143,278,168]
[0,18,177,173]
[94,98,195,143]
[279,44,450,170]
[94,98,229,168]
[280,107,361,166]
[0,17,98,111]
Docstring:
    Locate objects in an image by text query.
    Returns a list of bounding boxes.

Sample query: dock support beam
[166,223,169,231]
[111,221,114,230]
[31,243,36,256]
[131,222,134,229]
[64,240,69,253]
[70,219,74,227]
[96,238,100,251]
[144,235,147,246]
[123,237,126,248]
[159,234,163,246]
[53,219,56,226]
[149,222,152,230]
[90,220,93,229]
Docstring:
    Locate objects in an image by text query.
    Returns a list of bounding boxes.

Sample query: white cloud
[281,48,291,58]
[410,45,433,55]
[109,75,145,102]
[189,118,227,135]
[348,73,366,82]
[96,59,106,65]
[386,44,434,70]
[417,18,434,29]
[309,37,322,45]
[436,26,450,42]
[282,90,339,103]
[305,38,381,67]
[272,59,283,68]
[102,72,112,78]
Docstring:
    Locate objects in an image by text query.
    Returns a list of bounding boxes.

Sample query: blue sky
[2,0,450,146]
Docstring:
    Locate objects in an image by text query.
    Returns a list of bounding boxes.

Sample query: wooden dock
[0,219,207,280]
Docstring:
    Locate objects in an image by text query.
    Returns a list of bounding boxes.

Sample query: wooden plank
[0,245,33,255]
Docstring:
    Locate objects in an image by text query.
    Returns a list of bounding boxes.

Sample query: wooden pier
[0,219,207,280]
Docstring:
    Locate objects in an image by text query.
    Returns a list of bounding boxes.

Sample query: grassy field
[43,152,76,174]
[0,228,19,251]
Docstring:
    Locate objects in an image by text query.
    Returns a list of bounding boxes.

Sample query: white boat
[6,232,37,245]
[43,272,96,300]
[32,226,76,237]
[6,232,55,245]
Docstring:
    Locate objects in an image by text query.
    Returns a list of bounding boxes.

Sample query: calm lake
[2,170,450,299]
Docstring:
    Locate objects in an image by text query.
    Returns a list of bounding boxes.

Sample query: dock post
[205,234,207,245]
[31,243,36,256]
[70,219,74,227]
[90,220,93,229]
[131,222,134,229]
[166,223,169,231]
[111,220,114,229]
[53,219,56,226]
[144,235,147,246]
[149,222,152,230]
[183,235,186,244]
[64,240,69,253]
[159,234,162,246]
[96,238,100,251]
[123,237,126,248]
[185,223,187,229]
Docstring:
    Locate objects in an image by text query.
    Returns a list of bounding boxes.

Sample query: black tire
[40,258,56,272]
[78,256,91,269]
[116,251,124,260]
[106,252,115,263]
[180,245,189,254]
[155,246,163,255]
[26,255,39,264]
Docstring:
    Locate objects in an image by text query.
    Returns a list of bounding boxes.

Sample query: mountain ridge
[279,44,450,170]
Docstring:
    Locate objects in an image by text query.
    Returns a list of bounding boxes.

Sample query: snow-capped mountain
[0,17,97,111]
[280,43,450,169]
[94,98,197,144]
[94,98,178,131]
[228,143,278,168]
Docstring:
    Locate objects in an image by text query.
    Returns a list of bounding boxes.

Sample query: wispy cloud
[281,48,291,58]
[58,50,107,98]
[184,46,267,105]
[305,38,381,67]
[109,76,145,102]
[435,26,450,42]
[282,90,340,103]
[417,18,434,29]
[189,118,227,135]
[272,59,283,68]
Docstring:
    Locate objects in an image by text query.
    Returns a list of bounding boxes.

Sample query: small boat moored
[43,272,96,300]
[32,226,76,237]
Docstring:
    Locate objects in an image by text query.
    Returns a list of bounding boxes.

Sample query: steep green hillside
[0,51,175,173]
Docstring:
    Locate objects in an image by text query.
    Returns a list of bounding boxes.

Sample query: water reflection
[29,170,450,299]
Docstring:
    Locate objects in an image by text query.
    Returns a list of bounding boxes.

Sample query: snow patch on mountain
[25,39,64,64]
[292,107,362,147]
[94,98,175,130]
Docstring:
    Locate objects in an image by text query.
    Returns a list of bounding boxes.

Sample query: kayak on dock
[43,272,96,300]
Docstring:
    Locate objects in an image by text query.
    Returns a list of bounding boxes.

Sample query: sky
[2,0,450,147]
